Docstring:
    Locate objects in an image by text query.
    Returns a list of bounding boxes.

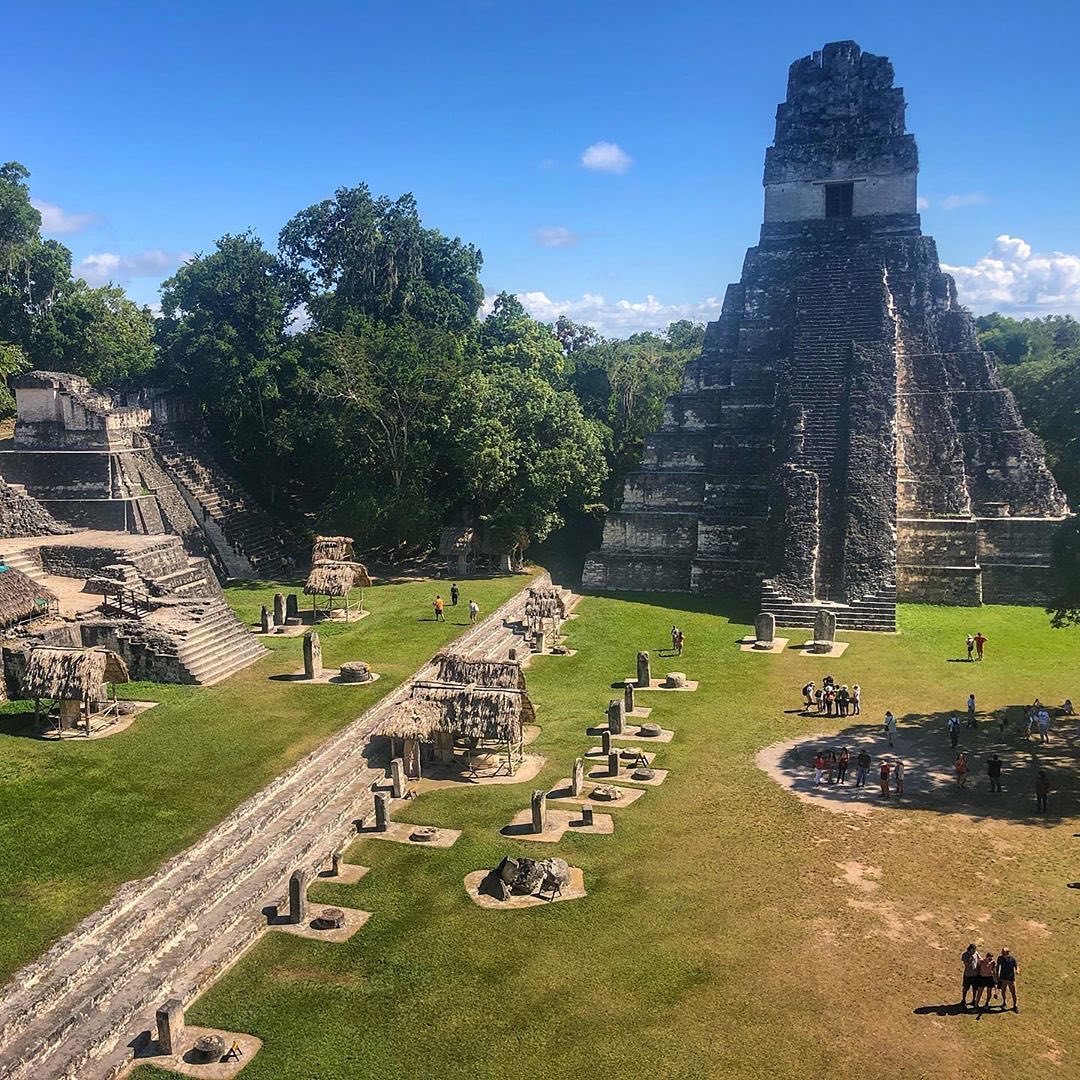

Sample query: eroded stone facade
[583,41,1068,626]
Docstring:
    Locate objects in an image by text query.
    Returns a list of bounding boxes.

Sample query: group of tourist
[812,747,904,797]
[801,676,860,716]
[669,625,685,655]
[964,632,988,661]
[960,943,1020,1011]
[432,591,480,624]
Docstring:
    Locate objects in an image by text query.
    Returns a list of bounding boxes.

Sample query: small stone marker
[273,592,286,626]
[534,631,546,653]
[374,791,390,832]
[508,647,517,661]
[754,611,776,646]
[155,998,185,1056]
[260,605,271,634]
[624,680,635,713]
[664,672,688,688]
[637,650,651,688]
[286,593,299,620]
[813,608,836,644]
[607,750,621,777]
[288,869,308,925]
[330,847,343,877]
[607,698,625,735]
[601,730,612,755]
[390,757,406,798]
[582,804,594,826]
[531,789,548,833]
[571,756,585,796]
[303,630,322,679]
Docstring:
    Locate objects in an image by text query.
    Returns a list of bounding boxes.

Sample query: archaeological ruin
[583,41,1069,629]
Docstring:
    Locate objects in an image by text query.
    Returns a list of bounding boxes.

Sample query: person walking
[955,752,969,789]
[802,681,815,710]
[960,944,980,1008]
[884,710,897,747]
[987,753,1003,793]
[855,748,871,788]
[468,599,479,625]
[433,595,445,622]
[974,951,999,1010]
[815,686,825,713]
[671,625,679,654]
[879,759,891,798]
[966,634,975,661]
[450,583,460,607]
[893,758,904,796]
[966,693,977,727]
[1037,708,1051,743]
[675,628,684,656]
[826,750,837,785]
[996,948,1019,1012]
[814,752,826,786]
[837,747,850,784]
[851,683,861,715]
[974,632,987,660]
[1035,770,1050,813]
[948,714,960,749]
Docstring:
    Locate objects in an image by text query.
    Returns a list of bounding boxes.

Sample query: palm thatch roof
[22,646,129,701]
[311,535,355,563]
[303,560,373,597]
[379,683,534,741]
[438,525,477,556]
[0,564,57,628]
[433,652,526,691]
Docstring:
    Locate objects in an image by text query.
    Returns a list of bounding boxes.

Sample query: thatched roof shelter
[0,564,57,628]
[23,646,128,701]
[438,525,477,556]
[303,560,373,597]
[311,535,355,563]
[380,683,534,742]
[433,652,526,691]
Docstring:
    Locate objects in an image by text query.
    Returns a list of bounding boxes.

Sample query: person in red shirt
[814,753,826,786]
[879,760,891,798]
[973,632,987,660]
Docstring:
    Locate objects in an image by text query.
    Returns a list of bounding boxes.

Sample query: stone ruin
[491,855,571,901]
[583,41,1069,630]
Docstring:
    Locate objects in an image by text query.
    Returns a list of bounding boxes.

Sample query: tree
[451,367,608,543]
[158,233,298,472]
[480,292,567,386]
[278,184,483,332]
[1046,517,1080,627]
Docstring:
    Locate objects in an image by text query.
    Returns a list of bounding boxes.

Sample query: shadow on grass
[767,709,1079,824]
[577,587,758,626]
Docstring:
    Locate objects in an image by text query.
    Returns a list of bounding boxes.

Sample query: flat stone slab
[39,700,158,741]
[738,637,790,653]
[796,641,849,658]
[584,748,657,764]
[131,1025,263,1078]
[411,753,546,790]
[267,904,371,943]
[500,807,614,841]
[610,724,673,743]
[546,780,646,809]
[587,761,669,787]
[274,669,382,685]
[464,866,587,908]
[629,678,699,692]
[317,863,369,884]
[357,820,461,847]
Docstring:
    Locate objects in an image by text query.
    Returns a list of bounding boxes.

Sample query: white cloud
[916,195,930,211]
[944,235,1080,313]
[940,191,990,211]
[485,289,723,337]
[76,249,191,287]
[532,226,580,248]
[32,199,98,235]
[581,141,633,174]
[286,303,311,335]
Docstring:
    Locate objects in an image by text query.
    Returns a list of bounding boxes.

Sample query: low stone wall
[896,563,981,605]
[582,552,693,592]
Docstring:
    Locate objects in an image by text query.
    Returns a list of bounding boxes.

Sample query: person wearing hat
[996,948,1019,1012]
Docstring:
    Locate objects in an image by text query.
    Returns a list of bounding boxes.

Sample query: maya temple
[583,40,1069,630]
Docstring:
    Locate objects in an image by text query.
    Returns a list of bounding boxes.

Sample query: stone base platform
[584,747,657,764]
[797,641,849,658]
[317,863,369,884]
[629,678,699,692]
[588,723,672,743]
[500,807,614,841]
[130,1025,263,1078]
[546,780,646,809]
[738,638,790,653]
[358,821,461,848]
[274,669,382,686]
[464,867,587,909]
[587,761,669,787]
[267,904,371,943]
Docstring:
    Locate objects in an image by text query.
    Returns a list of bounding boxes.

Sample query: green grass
[131,595,1078,1080]
[0,572,528,982]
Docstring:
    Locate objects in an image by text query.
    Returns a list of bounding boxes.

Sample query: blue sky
[7,0,1080,334]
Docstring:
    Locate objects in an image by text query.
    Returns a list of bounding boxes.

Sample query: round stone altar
[192,1033,225,1063]
[339,661,374,683]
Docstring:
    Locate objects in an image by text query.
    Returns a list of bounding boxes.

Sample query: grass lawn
[133,594,1078,1080]
[0,572,528,983]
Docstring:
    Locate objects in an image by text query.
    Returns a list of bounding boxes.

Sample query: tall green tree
[480,292,567,386]
[278,184,483,332]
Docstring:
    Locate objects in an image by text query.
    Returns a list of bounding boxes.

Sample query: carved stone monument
[330,847,343,876]
[155,999,185,1056]
[260,605,271,634]
[390,757,406,798]
[303,630,322,679]
[286,593,299,620]
[273,592,286,626]
[531,789,547,833]
[754,612,776,647]
[601,730,612,755]
[374,791,390,832]
[607,698,625,735]
[571,757,585,796]
[288,869,308,925]
[637,650,651,688]
[607,750,621,778]
[814,608,836,643]
[624,680,635,713]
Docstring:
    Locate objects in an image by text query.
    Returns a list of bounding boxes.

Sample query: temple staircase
[760,580,897,632]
